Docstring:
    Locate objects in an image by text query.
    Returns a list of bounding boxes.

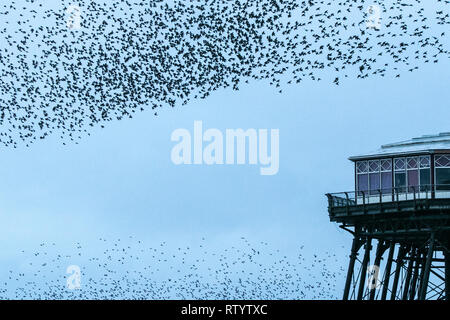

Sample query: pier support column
[419,233,435,300]
[391,245,407,300]
[402,247,415,300]
[381,242,395,300]
[343,236,363,300]
[409,250,422,300]
[446,243,450,301]
[369,240,387,300]
[357,237,372,300]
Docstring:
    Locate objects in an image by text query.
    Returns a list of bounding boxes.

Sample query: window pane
[436,168,450,190]
[369,160,380,173]
[408,170,419,192]
[395,172,406,192]
[435,155,450,168]
[357,161,368,173]
[420,156,430,168]
[420,169,431,191]
[381,172,392,193]
[395,158,405,171]
[357,174,369,195]
[369,173,380,194]
[407,158,418,169]
[381,159,392,171]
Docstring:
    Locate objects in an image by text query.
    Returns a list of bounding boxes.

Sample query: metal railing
[326,184,450,209]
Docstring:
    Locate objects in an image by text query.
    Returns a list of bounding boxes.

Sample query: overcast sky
[0,1,449,298]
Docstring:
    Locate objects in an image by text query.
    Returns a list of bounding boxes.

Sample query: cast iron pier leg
[391,245,406,300]
[343,236,362,300]
[419,233,435,300]
[381,242,395,300]
[446,244,450,301]
[402,247,415,300]
[357,237,372,300]
[369,240,386,300]
[409,250,421,300]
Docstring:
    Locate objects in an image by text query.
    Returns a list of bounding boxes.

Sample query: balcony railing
[326,184,450,209]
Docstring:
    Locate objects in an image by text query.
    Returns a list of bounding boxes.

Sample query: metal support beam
[381,242,395,300]
[343,236,363,300]
[357,237,372,300]
[446,245,450,301]
[391,245,406,300]
[409,250,422,300]
[419,233,435,300]
[370,240,387,300]
[402,247,415,300]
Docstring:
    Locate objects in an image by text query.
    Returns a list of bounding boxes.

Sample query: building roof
[349,133,450,161]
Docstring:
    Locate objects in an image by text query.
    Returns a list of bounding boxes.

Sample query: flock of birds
[0,0,448,147]
[0,0,448,298]
[0,237,344,299]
